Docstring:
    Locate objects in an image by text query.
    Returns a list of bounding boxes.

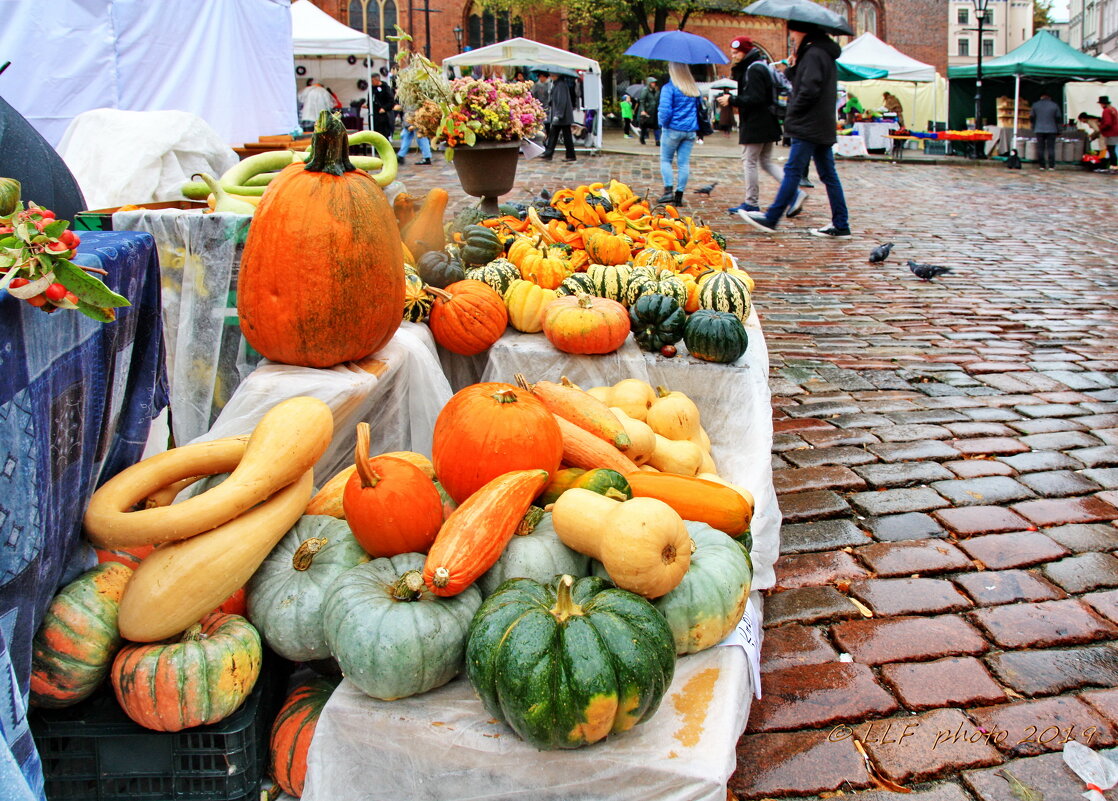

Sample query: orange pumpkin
[343,423,444,557]
[506,235,542,268]
[270,676,340,798]
[583,228,632,266]
[519,247,572,290]
[633,247,681,273]
[432,382,563,504]
[677,272,701,312]
[543,293,630,355]
[426,280,508,355]
[237,112,405,368]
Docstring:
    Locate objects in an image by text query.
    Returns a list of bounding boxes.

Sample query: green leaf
[53,259,131,308]
[43,219,68,238]
[463,129,477,146]
[75,300,117,323]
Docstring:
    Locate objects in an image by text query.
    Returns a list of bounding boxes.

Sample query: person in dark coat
[721,35,783,214]
[741,20,851,238]
[541,75,576,162]
[531,72,552,141]
[638,77,661,145]
[369,73,395,140]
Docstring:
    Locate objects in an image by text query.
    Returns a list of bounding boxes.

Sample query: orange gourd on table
[432,382,563,504]
[626,472,753,536]
[542,293,630,355]
[583,228,632,266]
[237,111,404,368]
[426,280,508,356]
[518,247,572,290]
[401,187,449,258]
[343,423,444,557]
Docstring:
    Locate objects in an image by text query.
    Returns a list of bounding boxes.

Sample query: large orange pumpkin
[432,382,563,504]
[426,280,508,355]
[542,293,631,355]
[237,111,405,368]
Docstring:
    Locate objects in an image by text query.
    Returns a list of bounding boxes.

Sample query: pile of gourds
[395,181,754,363]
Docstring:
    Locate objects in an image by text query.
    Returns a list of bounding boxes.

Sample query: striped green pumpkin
[586,263,632,303]
[628,264,658,282]
[623,274,657,307]
[556,273,596,297]
[465,258,520,296]
[684,310,748,363]
[697,272,751,322]
[653,273,688,308]
[402,272,433,322]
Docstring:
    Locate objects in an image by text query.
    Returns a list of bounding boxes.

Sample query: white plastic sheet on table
[191,323,452,482]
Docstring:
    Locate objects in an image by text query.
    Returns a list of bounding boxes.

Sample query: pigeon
[907,259,953,281]
[538,188,552,203]
[868,242,894,264]
[692,182,718,196]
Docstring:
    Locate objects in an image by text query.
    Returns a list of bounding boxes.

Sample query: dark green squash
[531,203,566,224]
[629,294,687,352]
[539,468,632,506]
[417,249,465,289]
[556,273,596,297]
[684,310,748,364]
[460,225,504,267]
[465,575,676,749]
[464,257,520,295]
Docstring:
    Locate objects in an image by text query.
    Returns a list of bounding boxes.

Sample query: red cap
[731,35,754,53]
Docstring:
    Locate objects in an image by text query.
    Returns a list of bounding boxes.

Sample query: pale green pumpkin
[478,509,590,597]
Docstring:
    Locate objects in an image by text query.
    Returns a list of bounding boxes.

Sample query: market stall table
[835,133,870,158]
[852,120,898,150]
[4,231,167,799]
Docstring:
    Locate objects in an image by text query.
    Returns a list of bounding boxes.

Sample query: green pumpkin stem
[550,575,584,623]
[354,423,381,489]
[391,570,427,601]
[575,292,595,309]
[493,388,519,404]
[304,111,355,176]
[656,385,671,398]
[603,488,628,501]
[293,537,329,571]
[515,506,546,537]
[181,623,204,642]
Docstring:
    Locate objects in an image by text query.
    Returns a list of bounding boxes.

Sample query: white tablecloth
[852,121,898,150]
[834,134,870,158]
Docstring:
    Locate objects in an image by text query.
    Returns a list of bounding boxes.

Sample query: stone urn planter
[451,140,521,216]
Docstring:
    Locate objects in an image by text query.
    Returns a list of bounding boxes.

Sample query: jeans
[397,127,432,160]
[765,138,848,230]
[1035,132,1056,168]
[741,142,782,206]
[660,128,697,191]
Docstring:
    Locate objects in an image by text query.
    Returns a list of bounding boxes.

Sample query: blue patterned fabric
[0,231,167,801]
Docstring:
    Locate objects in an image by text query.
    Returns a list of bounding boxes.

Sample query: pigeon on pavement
[907,259,953,281]
[538,188,552,203]
[869,243,894,263]
[692,182,718,196]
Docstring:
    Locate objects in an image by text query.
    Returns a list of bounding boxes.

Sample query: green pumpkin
[0,177,20,217]
[323,553,481,700]
[655,521,752,655]
[478,510,590,597]
[402,272,434,322]
[460,225,504,267]
[628,265,658,281]
[465,257,520,295]
[684,310,748,364]
[653,272,688,308]
[697,271,751,322]
[622,274,657,307]
[448,206,489,236]
[586,263,632,303]
[247,516,369,662]
[736,528,753,554]
[629,294,686,352]
[538,469,632,506]
[466,575,676,749]
[417,249,465,289]
[556,273,596,297]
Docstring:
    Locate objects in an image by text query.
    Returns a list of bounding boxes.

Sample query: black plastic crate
[31,656,289,801]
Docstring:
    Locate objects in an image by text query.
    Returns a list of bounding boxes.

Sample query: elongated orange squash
[626,472,752,536]
[514,374,631,450]
[423,469,549,597]
[554,416,639,475]
[401,187,448,257]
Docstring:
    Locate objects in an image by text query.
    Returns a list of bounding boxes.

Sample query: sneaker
[740,210,778,232]
[727,203,759,214]
[799,178,815,188]
[417,158,432,165]
[811,225,852,238]
[785,190,807,218]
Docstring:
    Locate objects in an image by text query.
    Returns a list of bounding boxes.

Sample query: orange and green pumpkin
[29,562,131,708]
[237,111,405,368]
[270,676,341,798]
[542,293,630,355]
[402,272,433,322]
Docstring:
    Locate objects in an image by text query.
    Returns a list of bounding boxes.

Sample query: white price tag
[718,593,763,699]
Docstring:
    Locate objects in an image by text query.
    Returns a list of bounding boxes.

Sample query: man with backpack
[720,35,793,216]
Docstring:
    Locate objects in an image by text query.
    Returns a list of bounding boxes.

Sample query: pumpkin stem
[303,111,356,176]
[293,537,329,571]
[423,285,452,303]
[492,388,520,405]
[513,373,533,392]
[354,423,381,489]
[560,376,577,388]
[575,292,594,309]
[515,506,545,536]
[656,385,671,398]
[432,566,451,589]
[603,488,628,501]
[181,623,204,642]
[391,570,427,601]
[550,575,584,623]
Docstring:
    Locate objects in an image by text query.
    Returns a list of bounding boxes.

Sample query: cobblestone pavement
[399,147,1118,800]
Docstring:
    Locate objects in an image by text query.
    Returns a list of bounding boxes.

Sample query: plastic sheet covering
[58,109,239,210]
[112,209,254,446]
[192,323,452,483]
[304,642,755,801]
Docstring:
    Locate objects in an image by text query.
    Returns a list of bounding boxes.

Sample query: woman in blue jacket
[656,62,701,205]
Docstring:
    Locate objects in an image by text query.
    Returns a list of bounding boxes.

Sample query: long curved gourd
[117,470,314,642]
[84,396,332,548]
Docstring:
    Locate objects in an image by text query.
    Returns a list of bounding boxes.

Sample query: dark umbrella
[624,83,646,101]
[741,0,855,36]
[624,31,729,65]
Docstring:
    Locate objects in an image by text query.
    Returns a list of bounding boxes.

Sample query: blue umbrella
[624,31,730,65]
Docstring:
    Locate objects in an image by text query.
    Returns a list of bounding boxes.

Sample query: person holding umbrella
[540,73,577,162]
[741,18,851,238]
[656,62,703,205]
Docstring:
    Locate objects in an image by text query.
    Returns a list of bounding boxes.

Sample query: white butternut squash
[646,386,701,440]
[609,407,657,465]
[648,435,704,476]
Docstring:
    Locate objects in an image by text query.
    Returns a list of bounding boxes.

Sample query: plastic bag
[1064,740,1118,800]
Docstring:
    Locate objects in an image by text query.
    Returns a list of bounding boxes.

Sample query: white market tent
[443,38,604,149]
[838,33,946,130]
[292,0,390,128]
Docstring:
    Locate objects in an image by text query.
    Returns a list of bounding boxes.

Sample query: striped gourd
[270,676,341,797]
[626,271,688,309]
[623,274,657,307]
[586,263,632,303]
[653,273,689,308]
[465,258,520,296]
[402,272,433,322]
[628,264,658,282]
[697,271,751,322]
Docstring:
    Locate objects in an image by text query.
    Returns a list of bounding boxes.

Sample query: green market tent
[837,63,888,81]
[947,31,1118,145]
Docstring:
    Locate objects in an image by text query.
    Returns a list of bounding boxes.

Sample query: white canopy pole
[1012,73,1020,152]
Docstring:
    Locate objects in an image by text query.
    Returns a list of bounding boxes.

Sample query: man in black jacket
[742,20,851,237]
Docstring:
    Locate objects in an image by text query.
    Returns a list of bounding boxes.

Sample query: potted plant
[392,30,546,214]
